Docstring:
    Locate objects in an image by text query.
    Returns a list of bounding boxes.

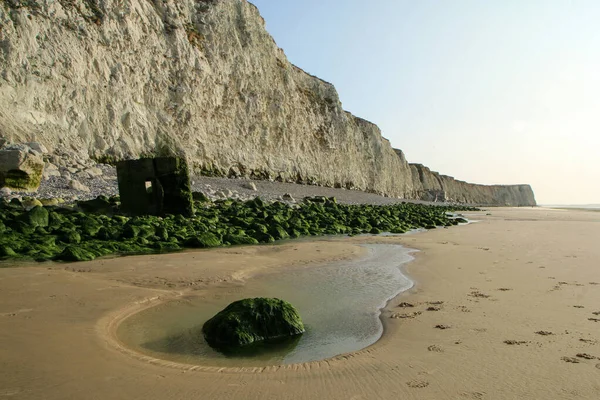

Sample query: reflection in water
[143,326,302,359]
[117,244,416,366]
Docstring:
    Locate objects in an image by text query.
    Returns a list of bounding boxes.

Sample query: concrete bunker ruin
[116,157,194,217]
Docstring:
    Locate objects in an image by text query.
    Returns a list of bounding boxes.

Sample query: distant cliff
[409,164,536,206]
[0,0,535,206]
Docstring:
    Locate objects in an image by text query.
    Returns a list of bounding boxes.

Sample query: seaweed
[0,194,478,263]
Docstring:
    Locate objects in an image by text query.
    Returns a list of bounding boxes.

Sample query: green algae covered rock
[185,232,221,248]
[202,298,305,348]
[21,206,49,228]
[54,246,96,262]
[0,193,478,263]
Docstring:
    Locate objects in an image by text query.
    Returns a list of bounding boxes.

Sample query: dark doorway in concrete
[116,157,194,217]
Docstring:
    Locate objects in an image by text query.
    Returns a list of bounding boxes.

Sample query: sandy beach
[1,207,600,399]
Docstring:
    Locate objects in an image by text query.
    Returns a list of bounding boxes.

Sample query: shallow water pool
[117,243,416,367]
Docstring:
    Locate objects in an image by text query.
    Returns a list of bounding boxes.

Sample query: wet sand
[1,208,600,399]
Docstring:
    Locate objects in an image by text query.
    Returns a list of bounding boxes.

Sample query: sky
[250,0,600,205]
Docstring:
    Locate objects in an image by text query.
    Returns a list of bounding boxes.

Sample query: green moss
[202,298,305,348]
[58,230,81,244]
[0,165,43,191]
[0,245,17,258]
[77,196,113,214]
[92,154,118,166]
[224,234,259,246]
[0,191,479,264]
[54,246,96,262]
[185,232,221,248]
[20,206,48,228]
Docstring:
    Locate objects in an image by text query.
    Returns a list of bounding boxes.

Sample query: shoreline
[2,207,600,399]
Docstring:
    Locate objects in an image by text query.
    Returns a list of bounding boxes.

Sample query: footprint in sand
[592,312,600,316]
[435,324,451,330]
[428,301,445,305]
[460,392,485,399]
[397,302,415,308]
[562,357,580,364]
[469,291,491,299]
[504,340,528,345]
[427,345,444,352]
[497,288,513,291]
[576,353,597,360]
[406,380,430,388]
[589,318,600,323]
[535,331,554,336]
[390,311,422,319]
[573,305,585,309]
[426,306,441,311]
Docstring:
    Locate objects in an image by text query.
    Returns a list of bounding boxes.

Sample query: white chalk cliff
[0,0,536,205]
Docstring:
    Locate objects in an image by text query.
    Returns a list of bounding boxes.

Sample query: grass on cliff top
[0,195,475,264]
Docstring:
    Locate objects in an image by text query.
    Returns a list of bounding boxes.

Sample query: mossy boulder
[20,206,49,228]
[202,298,305,348]
[185,232,221,248]
[0,146,44,192]
[54,246,96,262]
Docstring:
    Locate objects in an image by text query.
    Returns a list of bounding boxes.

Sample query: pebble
[22,198,43,210]
[243,181,258,191]
[68,179,90,193]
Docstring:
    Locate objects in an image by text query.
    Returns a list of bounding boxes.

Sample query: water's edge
[115,243,418,367]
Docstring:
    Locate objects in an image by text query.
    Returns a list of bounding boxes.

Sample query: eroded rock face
[0,0,536,205]
[409,164,536,206]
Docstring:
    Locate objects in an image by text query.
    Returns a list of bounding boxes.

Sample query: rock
[0,187,11,197]
[0,146,44,191]
[43,162,61,179]
[215,190,227,198]
[67,167,79,174]
[192,191,210,202]
[24,142,48,154]
[54,246,96,262]
[68,179,90,192]
[75,171,91,180]
[0,138,8,148]
[243,181,258,191]
[282,193,295,201]
[21,206,49,227]
[86,167,103,177]
[185,232,221,248]
[39,198,62,207]
[202,298,305,348]
[21,198,43,210]
[77,197,113,213]
[44,162,59,172]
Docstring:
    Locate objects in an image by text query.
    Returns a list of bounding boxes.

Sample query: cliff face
[0,0,535,205]
[409,164,536,206]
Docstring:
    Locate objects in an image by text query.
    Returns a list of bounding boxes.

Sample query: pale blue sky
[251,0,600,204]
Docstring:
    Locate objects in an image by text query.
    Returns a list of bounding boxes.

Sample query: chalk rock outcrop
[0,0,536,205]
[409,163,536,206]
[0,144,44,191]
